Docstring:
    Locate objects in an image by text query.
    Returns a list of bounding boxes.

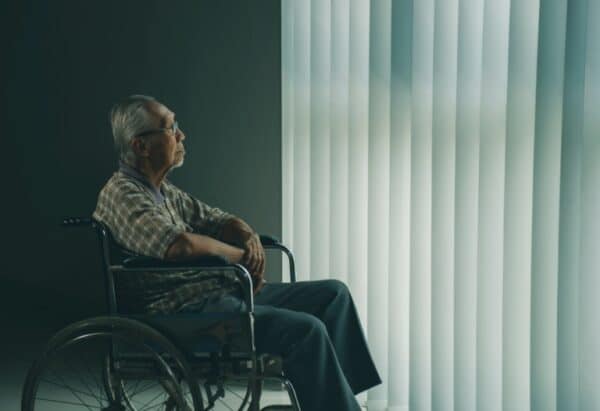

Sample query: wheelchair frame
[21,217,301,411]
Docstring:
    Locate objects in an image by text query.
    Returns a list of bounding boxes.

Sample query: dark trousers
[253,279,381,411]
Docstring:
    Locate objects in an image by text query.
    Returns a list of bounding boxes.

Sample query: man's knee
[296,312,328,339]
[322,278,351,300]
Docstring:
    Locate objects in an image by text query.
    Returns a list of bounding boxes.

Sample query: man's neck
[130,161,168,189]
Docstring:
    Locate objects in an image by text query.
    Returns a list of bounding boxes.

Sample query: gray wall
[1,0,281,406]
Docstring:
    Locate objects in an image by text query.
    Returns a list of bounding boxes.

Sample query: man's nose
[177,129,185,141]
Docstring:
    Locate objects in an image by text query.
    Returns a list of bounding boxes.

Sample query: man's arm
[166,220,266,294]
[165,232,245,263]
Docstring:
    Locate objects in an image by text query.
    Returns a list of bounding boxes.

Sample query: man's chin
[167,159,184,174]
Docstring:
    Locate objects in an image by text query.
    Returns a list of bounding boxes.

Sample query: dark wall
[1,1,281,404]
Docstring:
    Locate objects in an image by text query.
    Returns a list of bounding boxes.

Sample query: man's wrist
[220,217,257,246]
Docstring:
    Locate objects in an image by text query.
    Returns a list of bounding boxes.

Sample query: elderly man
[93,95,381,411]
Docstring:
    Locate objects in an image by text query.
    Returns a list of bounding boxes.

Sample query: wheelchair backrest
[93,218,136,315]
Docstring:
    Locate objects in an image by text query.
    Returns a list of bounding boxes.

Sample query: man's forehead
[148,102,175,124]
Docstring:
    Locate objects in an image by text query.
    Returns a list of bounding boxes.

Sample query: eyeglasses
[136,121,179,138]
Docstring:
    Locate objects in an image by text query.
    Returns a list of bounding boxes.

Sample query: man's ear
[131,137,150,158]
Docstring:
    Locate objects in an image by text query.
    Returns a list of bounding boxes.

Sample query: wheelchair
[21,217,301,411]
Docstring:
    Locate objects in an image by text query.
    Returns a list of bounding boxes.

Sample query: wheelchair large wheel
[22,316,203,411]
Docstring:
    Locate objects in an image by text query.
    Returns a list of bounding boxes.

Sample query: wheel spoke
[129,380,160,397]
[224,384,245,401]
[35,396,104,409]
[80,352,106,401]
[48,367,101,411]
[40,378,104,402]
[137,386,169,411]
[217,397,235,411]
[126,378,142,398]
[122,388,147,406]
[62,356,106,408]
[142,395,172,411]
[122,379,170,408]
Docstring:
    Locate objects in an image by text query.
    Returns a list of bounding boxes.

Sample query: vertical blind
[281,0,600,410]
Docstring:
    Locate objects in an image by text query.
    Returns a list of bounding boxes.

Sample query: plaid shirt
[93,164,239,314]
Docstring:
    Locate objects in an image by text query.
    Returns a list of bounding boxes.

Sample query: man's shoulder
[94,172,159,227]
[99,171,149,198]
[94,172,154,220]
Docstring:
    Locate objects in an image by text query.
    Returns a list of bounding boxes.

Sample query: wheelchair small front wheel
[21,316,203,411]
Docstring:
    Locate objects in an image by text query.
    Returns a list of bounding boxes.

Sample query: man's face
[140,102,186,171]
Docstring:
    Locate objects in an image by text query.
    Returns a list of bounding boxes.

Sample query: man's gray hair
[110,95,157,165]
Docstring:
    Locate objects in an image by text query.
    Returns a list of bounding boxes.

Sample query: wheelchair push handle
[61,217,93,227]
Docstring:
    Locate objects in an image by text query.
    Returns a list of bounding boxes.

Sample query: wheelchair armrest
[122,255,229,269]
[259,234,280,247]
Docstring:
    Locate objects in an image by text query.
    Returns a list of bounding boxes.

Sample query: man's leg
[254,280,382,395]
[253,304,361,411]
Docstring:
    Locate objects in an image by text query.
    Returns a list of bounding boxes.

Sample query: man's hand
[242,233,266,294]
[219,217,266,293]
[242,233,265,277]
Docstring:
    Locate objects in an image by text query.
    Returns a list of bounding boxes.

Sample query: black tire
[21,316,203,411]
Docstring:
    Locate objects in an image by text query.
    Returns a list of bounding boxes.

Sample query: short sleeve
[93,179,186,259]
